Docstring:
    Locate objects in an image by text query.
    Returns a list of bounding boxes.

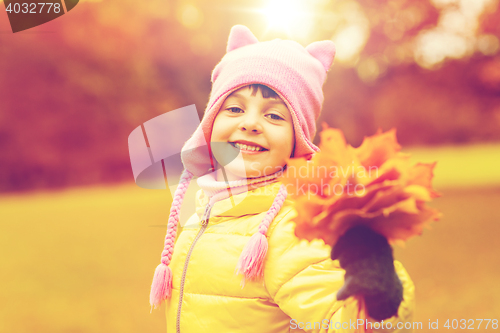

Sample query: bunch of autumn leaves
[280,125,441,247]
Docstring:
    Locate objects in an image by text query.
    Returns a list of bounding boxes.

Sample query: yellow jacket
[166,181,415,333]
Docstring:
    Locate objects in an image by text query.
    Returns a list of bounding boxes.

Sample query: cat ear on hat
[226,25,259,53]
[306,40,336,72]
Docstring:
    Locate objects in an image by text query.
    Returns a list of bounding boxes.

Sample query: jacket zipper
[176,202,213,333]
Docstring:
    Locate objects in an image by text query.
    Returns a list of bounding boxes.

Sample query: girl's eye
[227,107,243,113]
[268,113,284,121]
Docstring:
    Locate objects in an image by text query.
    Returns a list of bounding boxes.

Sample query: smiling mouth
[230,142,268,152]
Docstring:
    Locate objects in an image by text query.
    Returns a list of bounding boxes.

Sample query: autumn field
[1,144,500,333]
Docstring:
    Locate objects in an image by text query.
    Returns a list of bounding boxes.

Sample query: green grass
[0,185,171,333]
[402,143,500,189]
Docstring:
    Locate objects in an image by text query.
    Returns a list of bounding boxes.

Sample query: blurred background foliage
[1,0,500,193]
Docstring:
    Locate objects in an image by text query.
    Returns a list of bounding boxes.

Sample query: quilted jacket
[165,181,415,333]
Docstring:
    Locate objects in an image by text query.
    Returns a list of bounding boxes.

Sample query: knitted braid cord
[236,184,288,284]
[149,169,194,310]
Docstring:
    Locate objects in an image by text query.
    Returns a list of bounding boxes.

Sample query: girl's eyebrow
[265,99,287,106]
[227,93,287,106]
[226,92,245,100]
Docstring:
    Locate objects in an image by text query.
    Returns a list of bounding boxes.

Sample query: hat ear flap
[227,25,259,53]
[306,40,336,72]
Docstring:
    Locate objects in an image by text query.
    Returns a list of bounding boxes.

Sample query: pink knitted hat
[150,25,336,310]
[181,24,336,177]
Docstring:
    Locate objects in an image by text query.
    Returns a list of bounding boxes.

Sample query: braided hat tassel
[236,184,288,284]
[150,169,194,310]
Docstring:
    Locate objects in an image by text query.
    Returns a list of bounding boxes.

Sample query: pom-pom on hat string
[149,168,194,311]
[197,171,290,283]
[236,184,288,285]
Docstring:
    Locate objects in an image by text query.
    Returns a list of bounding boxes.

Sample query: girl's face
[210,85,295,181]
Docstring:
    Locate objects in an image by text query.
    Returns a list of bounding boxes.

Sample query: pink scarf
[196,169,281,205]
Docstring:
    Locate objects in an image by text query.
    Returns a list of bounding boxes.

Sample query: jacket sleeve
[263,206,415,333]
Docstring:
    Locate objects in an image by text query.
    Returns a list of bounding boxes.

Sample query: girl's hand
[331,225,403,321]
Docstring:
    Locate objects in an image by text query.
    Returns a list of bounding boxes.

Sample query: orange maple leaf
[279,125,441,247]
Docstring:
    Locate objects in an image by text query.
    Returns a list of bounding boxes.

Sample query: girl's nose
[239,113,263,133]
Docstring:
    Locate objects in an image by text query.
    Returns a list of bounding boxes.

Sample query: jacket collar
[195,181,283,219]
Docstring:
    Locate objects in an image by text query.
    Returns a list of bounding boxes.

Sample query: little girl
[150,25,415,333]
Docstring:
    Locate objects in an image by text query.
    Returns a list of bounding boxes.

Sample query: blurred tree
[0,0,499,192]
